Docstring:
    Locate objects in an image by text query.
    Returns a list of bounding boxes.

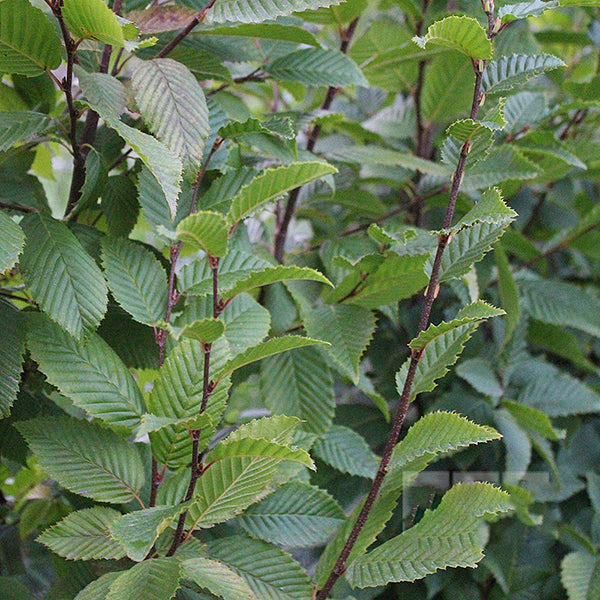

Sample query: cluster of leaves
[1,0,600,599]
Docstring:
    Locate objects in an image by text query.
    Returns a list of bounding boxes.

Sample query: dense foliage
[1,0,600,598]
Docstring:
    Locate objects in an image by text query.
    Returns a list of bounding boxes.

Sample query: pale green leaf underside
[0,0,62,76]
[413,15,492,60]
[26,314,145,432]
[176,211,229,257]
[20,214,108,339]
[0,111,49,152]
[237,481,345,547]
[0,212,25,273]
[132,58,209,176]
[17,416,145,504]
[346,483,511,587]
[560,551,599,600]
[228,161,337,224]
[37,507,125,561]
[102,237,169,327]
[498,0,559,23]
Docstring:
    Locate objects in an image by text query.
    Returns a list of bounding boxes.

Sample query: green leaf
[482,54,565,94]
[176,211,229,257]
[328,253,430,309]
[518,366,600,416]
[78,70,183,220]
[209,0,346,24]
[0,300,25,418]
[304,304,376,384]
[561,551,599,600]
[106,558,181,600]
[219,336,328,379]
[207,535,313,600]
[228,161,337,225]
[498,0,558,23]
[346,483,511,587]
[495,244,520,345]
[266,48,367,87]
[313,425,379,478]
[0,0,62,76]
[456,358,504,397]
[20,214,108,339]
[502,400,565,440]
[75,573,121,600]
[0,111,49,151]
[37,507,126,561]
[206,437,314,469]
[132,58,209,177]
[398,302,504,399]
[223,265,332,300]
[101,238,168,327]
[110,503,190,562]
[261,346,335,435]
[146,339,231,468]
[0,212,25,273]
[63,0,133,47]
[182,557,257,600]
[520,279,600,339]
[180,318,226,344]
[26,314,145,432]
[413,16,492,60]
[237,481,345,548]
[17,416,145,504]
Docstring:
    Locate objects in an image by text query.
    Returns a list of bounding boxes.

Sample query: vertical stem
[273,17,360,263]
[315,8,496,600]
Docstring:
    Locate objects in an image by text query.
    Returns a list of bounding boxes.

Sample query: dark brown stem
[273,17,360,264]
[315,10,495,600]
[0,201,38,213]
[155,0,217,59]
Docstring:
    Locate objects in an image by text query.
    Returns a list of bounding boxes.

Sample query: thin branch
[155,0,218,59]
[0,290,37,306]
[273,17,360,264]
[0,201,38,213]
[315,7,497,599]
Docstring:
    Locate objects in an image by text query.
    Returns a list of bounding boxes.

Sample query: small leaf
[0,301,25,418]
[17,416,145,504]
[0,111,50,152]
[223,265,332,299]
[266,48,367,87]
[102,237,169,327]
[110,503,191,562]
[228,161,337,225]
[0,0,62,76]
[176,211,229,257]
[206,437,315,469]
[209,0,346,24]
[304,304,376,384]
[63,0,134,47]
[219,336,329,379]
[179,318,226,344]
[498,0,559,23]
[413,16,492,60]
[38,507,126,561]
[561,551,599,600]
[313,425,379,478]
[106,558,181,600]
[237,481,345,548]
[182,557,257,600]
[0,212,25,273]
[502,400,565,440]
